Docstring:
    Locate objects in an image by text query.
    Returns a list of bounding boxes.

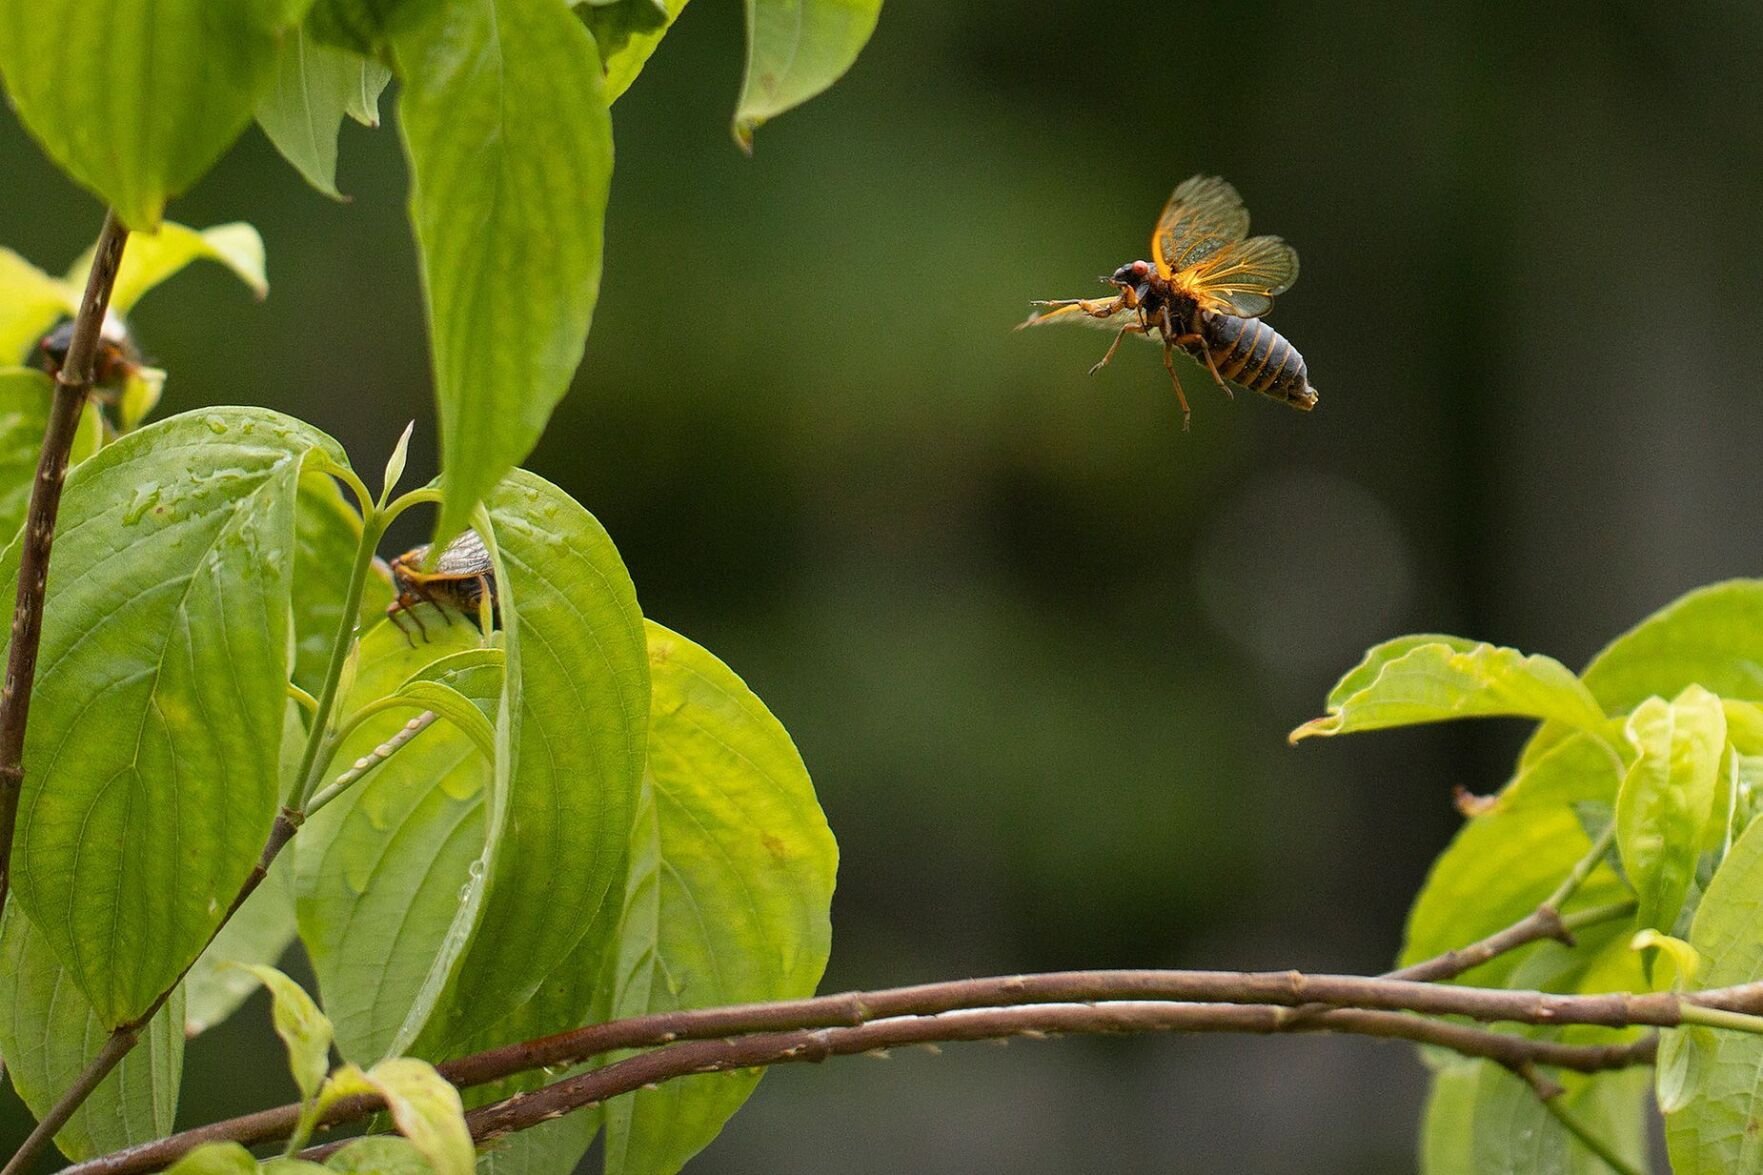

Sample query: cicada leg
[1158,344,1193,431]
[1170,331,1234,400]
[1030,296,1124,318]
[387,596,426,646]
[1089,323,1146,375]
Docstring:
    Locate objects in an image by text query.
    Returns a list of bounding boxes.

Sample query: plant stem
[0,209,129,916]
[290,507,387,810]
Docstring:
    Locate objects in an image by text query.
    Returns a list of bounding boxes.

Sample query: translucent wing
[1152,175,1251,278]
[1018,299,1140,332]
[1172,235,1300,319]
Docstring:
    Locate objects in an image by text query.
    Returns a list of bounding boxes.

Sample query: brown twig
[402,1006,1656,1159]
[66,964,1691,1175]
[0,209,129,915]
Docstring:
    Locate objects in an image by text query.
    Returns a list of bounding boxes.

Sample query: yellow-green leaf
[166,1142,259,1175]
[239,964,336,1101]
[0,249,74,364]
[1615,687,1725,936]
[1293,639,1607,743]
[68,223,268,316]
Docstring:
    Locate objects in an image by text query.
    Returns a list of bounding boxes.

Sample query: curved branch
[437,1005,1657,1156]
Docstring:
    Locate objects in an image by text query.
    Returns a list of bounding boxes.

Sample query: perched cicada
[386,529,499,643]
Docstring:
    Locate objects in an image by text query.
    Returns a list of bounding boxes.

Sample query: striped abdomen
[1195,311,1318,411]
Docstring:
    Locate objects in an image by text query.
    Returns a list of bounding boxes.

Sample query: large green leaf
[416,470,647,1058]
[0,368,104,541]
[0,907,184,1160]
[296,625,499,1060]
[1666,815,1763,1170]
[602,622,836,1175]
[0,2,301,229]
[391,0,613,551]
[8,408,339,1025]
[1293,638,1608,743]
[1615,687,1725,936]
[257,28,391,198]
[733,0,881,149]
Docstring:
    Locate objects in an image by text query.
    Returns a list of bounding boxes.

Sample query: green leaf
[1615,687,1725,936]
[1293,639,1608,743]
[257,29,387,198]
[733,0,881,150]
[239,964,336,1101]
[0,249,74,364]
[579,0,688,103]
[166,1142,260,1175]
[325,1136,434,1175]
[68,223,268,315]
[1419,1059,1481,1175]
[297,626,500,1060]
[1402,796,1627,986]
[415,471,647,1059]
[602,622,836,1175]
[0,368,104,540]
[332,1059,474,1175]
[391,0,613,551]
[382,421,415,503]
[0,5,297,229]
[477,1113,599,1175]
[8,407,340,1025]
[1666,814,1763,1170]
[184,852,298,1036]
[387,680,498,763]
[0,908,184,1160]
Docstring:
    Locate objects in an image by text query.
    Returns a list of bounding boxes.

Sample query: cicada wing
[1152,175,1251,278]
[1172,234,1300,319]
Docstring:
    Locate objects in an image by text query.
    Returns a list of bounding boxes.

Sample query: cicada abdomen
[1195,310,1318,411]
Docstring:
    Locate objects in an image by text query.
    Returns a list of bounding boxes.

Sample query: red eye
[1132,261,1150,277]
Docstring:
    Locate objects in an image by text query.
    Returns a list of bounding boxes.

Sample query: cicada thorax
[386,530,500,642]
[1191,309,1318,411]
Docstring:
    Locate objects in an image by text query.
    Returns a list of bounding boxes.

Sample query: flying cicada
[1020,174,1318,429]
[386,529,500,643]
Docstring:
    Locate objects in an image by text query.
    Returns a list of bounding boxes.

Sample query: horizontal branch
[72,965,1685,1175]
[437,1004,1658,1154]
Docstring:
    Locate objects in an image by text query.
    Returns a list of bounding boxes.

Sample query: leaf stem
[1678,1004,1763,1035]
[0,209,129,917]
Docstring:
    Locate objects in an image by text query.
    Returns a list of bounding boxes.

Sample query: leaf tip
[1288,717,1337,744]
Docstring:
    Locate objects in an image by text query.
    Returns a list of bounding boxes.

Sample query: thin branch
[440,1006,1655,1155]
[1390,823,1626,984]
[0,209,129,915]
[1,811,299,1175]
[68,968,1680,1175]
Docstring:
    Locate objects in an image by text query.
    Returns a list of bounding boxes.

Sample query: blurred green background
[7,1,1763,1170]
